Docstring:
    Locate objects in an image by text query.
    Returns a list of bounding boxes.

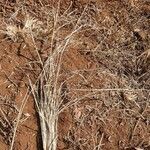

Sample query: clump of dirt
[0,0,149,150]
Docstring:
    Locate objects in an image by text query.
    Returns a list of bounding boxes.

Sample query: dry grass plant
[0,1,149,150]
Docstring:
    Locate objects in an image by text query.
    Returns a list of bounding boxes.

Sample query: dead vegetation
[0,95,29,146]
[0,0,149,150]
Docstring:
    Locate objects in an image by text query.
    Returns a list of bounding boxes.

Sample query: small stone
[19,81,25,87]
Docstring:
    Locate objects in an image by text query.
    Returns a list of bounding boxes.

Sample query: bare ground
[0,0,150,150]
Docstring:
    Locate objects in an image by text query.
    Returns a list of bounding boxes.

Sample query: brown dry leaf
[74,107,83,120]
